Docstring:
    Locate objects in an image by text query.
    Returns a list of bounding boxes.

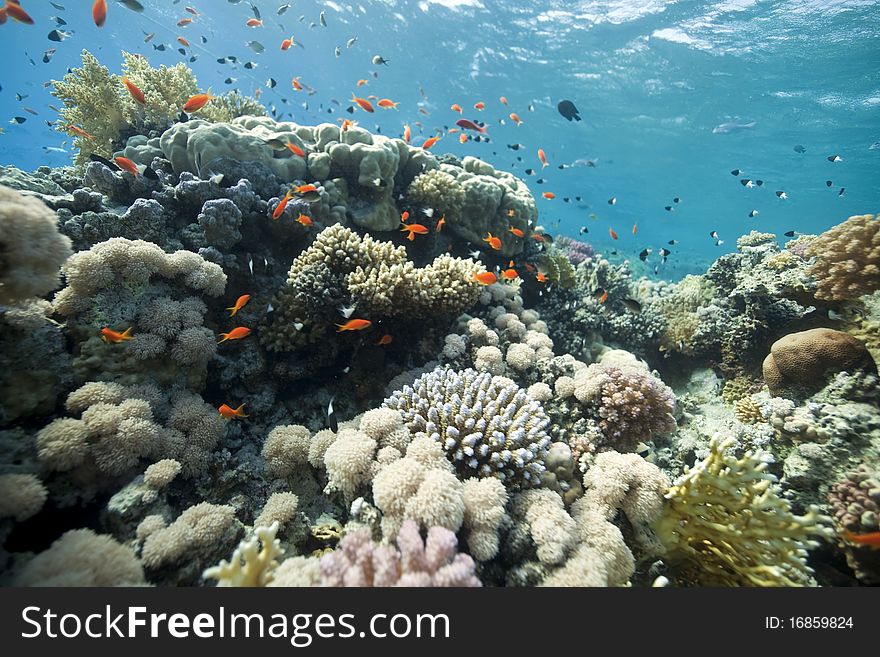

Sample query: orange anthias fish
[4,1,34,24]
[542,191,555,200]
[450,103,463,113]
[377,99,399,109]
[509,112,523,126]
[218,403,249,419]
[375,334,393,346]
[841,530,880,548]
[436,215,446,231]
[597,289,609,304]
[273,190,294,219]
[403,123,411,143]
[342,119,356,132]
[246,18,263,27]
[501,268,519,281]
[280,36,295,51]
[66,124,96,140]
[113,156,140,176]
[226,294,251,317]
[459,133,468,144]
[183,91,214,113]
[509,226,524,238]
[470,271,497,286]
[177,36,191,48]
[421,136,440,150]
[286,141,306,157]
[357,79,369,87]
[401,210,410,223]
[609,227,619,240]
[101,326,133,343]
[536,272,548,283]
[218,327,251,343]
[483,232,502,251]
[474,101,485,110]
[336,318,372,332]
[177,18,193,27]
[632,223,638,236]
[531,233,546,243]
[538,148,548,168]
[296,214,313,227]
[294,184,319,194]
[121,77,146,105]
[400,223,429,241]
[292,77,304,91]
[351,94,375,113]
[92,0,108,27]
[500,96,509,105]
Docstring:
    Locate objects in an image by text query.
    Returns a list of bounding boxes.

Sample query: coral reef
[806,213,879,301]
[827,465,880,584]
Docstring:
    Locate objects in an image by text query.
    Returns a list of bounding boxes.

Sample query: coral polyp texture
[806,213,880,301]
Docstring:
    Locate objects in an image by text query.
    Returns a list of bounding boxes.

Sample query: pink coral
[556,236,594,266]
[319,520,481,587]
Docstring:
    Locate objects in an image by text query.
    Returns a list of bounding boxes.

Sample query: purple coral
[556,236,594,266]
[319,520,481,587]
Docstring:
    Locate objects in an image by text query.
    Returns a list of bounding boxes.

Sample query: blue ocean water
[1,0,878,278]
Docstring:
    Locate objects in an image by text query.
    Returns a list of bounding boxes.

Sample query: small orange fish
[218,327,251,343]
[113,156,140,176]
[632,223,638,236]
[401,211,410,223]
[499,96,508,105]
[400,223,429,241]
[403,123,411,143]
[375,334,393,346]
[609,227,619,240]
[421,136,440,150]
[508,226,525,238]
[531,233,545,243]
[450,103,463,113]
[286,141,306,157]
[458,133,468,144]
[351,94,375,113]
[273,191,293,219]
[296,214,313,227]
[542,191,555,200]
[509,112,522,126]
[357,79,369,87]
[471,271,498,286]
[436,215,446,231]
[474,101,485,110]
[4,1,34,24]
[536,272,548,283]
[122,77,146,105]
[597,290,608,304]
[66,124,96,140]
[218,403,249,419]
[448,128,460,134]
[177,17,193,27]
[101,326,133,343]
[483,232,502,251]
[294,184,318,195]
[342,119,356,132]
[183,91,213,112]
[280,36,294,51]
[501,268,519,281]
[292,76,304,91]
[538,148,548,168]
[336,318,372,332]
[93,0,108,27]
[378,98,399,109]
[227,294,251,317]
[841,530,880,547]
[177,36,191,48]
[246,18,263,27]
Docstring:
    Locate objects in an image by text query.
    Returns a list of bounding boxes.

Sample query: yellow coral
[806,213,880,301]
[733,396,763,424]
[203,523,283,587]
[657,275,716,355]
[656,436,833,586]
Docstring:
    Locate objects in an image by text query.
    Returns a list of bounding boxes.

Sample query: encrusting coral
[806,213,880,301]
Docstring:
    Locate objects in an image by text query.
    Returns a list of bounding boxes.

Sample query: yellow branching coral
[203,522,284,587]
[656,436,833,586]
[806,213,880,301]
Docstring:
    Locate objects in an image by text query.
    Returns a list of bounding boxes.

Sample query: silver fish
[712,120,756,134]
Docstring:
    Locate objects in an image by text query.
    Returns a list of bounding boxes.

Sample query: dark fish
[224,78,236,84]
[667,240,677,245]
[579,226,588,234]
[709,230,718,239]
[154,44,167,51]
[621,298,642,313]
[793,144,806,153]
[748,209,759,218]
[50,1,65,9]
[524,168,535,175]
[47,29,71,42]
[784,230,796,237]
[118,0,145,12]
[755,180,763,187]
[664,205,673,211]
[557,99,581,121]
[535,178,544,184]
[327,397,338,434]
[178,111,189,123]
[575,196,582,201]
[278,4,291,15]
[217,57,227,64]
[267,78,277,88]
[89,153,121,171]
[43,49,57,63]
[10,117,27,124]
[775,190,788,199]
[826,180,833,187]
[838,187,845,196]
[247,41,265,53]
[563,197,571,203]
[730,169,742,176]
[607,197,616,205]
[639,249,650,261]
[659,248,671,257]
[15,93,28,101]
[827,154,842,162]
[507,143,524,150]
[244,62,258,69]
[740,178,752,186]
[142,166,159,181]
[673,197,680,203]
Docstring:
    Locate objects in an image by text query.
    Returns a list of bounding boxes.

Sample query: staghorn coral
[319,519,481,587]
[203,522,284,587]
[383,367,554,487]
[656,436,834,586]
[0,185,73,306]
[806,213,880,301]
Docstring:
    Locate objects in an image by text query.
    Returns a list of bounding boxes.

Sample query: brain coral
[806,213,879,301]
[762,328,877,398]
[0,185,73,305]
[383,367,553,488]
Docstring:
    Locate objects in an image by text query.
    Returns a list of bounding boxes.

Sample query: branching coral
[656,436,834,586]
[806,213,880,301]
[203,522,284,587]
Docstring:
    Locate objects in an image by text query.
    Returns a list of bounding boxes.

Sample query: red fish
[455,118,487,134]
[597,290,608,304]
[351,94,375,113]
[5,1,34,25]
[246,18,263,27]
[296,214,313,227]
[183,91,214,112]
[450,103,463,113]
[501,268,519,281]
[403,123,411,143]
[459,133,468,144]
[421,136,440,150]
[113,156,140,176]
[177,36,191,48]
[400,223,429,241]
[292,76,304,91]
[538,148,548,168]
[286,141,306,157]
[226,294,251,317]
[122,77,146,105]
[483,232,502,251]
[281,36,294,51]
[272,191,294,220]
[470,271,497,286]
[101,326,132,343]
[377,98,399,109]
[632,223,638,236]
[177,18,193,27]
[509,226,524,238]
[66,124,96,140]
[474,101,485,110]
[842,530,880,547]
[218,327,251,343]
[375,334,393,346]
[609,227,619,240]
[436,215,446,232]
[336,318,372,332]
[294,184,319,194]
[218,403,248,419]
[509,112,522,126]
[92,0,107,27]
[536,272,548,283]
[542,191,555,200]
[499,96,509,105]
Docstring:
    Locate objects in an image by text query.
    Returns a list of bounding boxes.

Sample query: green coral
[51,50,264,164]
[537,249,576,289]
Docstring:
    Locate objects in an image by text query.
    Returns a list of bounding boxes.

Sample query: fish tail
[218,334,229,343]
[120,327,133,339]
